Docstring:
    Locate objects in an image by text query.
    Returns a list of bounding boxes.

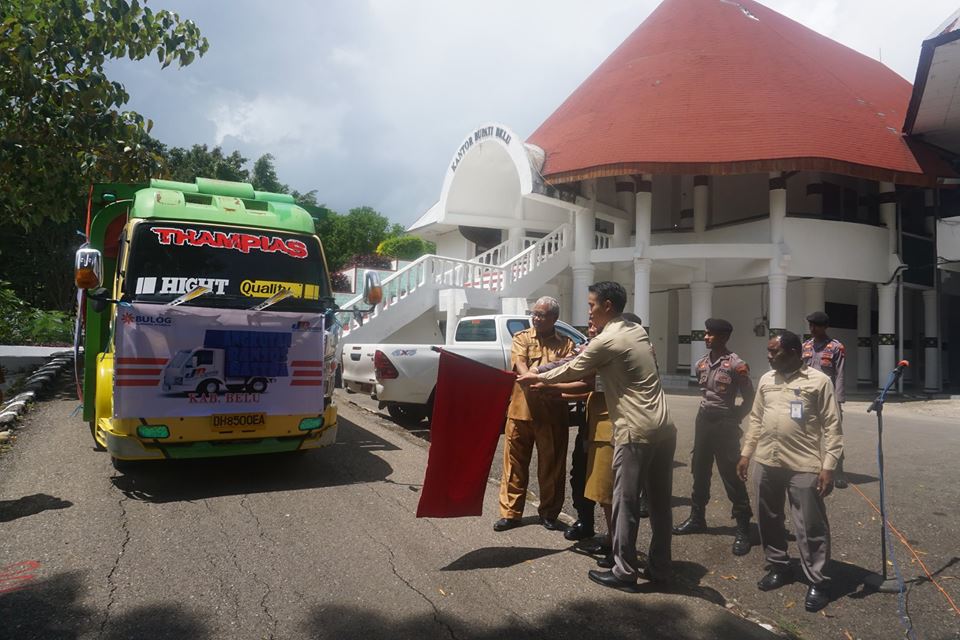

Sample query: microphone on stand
[869,360,909,413]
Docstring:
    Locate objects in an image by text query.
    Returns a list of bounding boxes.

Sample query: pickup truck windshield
[123,221,330,312]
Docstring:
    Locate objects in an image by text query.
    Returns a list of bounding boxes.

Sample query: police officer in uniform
[802,311,847,488]
[674,318,756,556]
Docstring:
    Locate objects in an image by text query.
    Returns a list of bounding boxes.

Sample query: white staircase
[338,223,572,344]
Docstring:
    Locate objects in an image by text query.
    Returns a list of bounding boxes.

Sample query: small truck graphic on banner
[162,329,292,395]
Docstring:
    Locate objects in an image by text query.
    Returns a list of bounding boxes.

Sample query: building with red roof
[399,0,959,391]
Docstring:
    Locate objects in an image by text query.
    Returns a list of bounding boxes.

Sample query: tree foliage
[319,207,406,272]
[0,0,209,230]
[164,144,249,183]
[376,236,435,261]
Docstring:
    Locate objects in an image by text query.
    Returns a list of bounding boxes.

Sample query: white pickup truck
[341,314,587,425]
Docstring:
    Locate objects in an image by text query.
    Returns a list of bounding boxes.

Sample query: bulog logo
[150,227,309,259]
[121,312,173,327]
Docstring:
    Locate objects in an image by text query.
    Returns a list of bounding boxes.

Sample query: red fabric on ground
[416,349,516,518]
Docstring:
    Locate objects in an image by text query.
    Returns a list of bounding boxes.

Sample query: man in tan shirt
[519,282,676,592]
[737,330,843,613]
[494,296,574,532]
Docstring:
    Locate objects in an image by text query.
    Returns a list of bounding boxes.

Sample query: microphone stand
[864,363,908,593]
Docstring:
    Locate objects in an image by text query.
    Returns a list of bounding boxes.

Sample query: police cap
[806,311,830,326]
[704,318,733,334]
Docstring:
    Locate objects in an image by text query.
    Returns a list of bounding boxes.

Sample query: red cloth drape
[416,349,516,518]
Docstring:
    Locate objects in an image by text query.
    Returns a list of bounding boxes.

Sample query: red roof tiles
[528,0,935,185]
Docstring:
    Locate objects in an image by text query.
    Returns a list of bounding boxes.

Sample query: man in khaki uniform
[494,296,574,532]
[519,282,676,592]
[737,330,843,613]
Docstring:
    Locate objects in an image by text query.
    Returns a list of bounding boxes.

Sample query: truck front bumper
[100,405,339,461]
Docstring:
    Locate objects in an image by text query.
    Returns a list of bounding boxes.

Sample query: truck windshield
[123,221,331,312]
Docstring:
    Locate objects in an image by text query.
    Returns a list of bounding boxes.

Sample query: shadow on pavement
[0,493,72,523]
[441,546,565,571]
[0,571,211,640]
[302,598,780,639]
[108,418,397,503]
[838,470,879,485]
[829,560,883,602]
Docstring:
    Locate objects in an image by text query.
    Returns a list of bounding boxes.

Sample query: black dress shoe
[596,554,614,569]
[757,568,793,591]
[540,517,566,531]
[577,540,611,556]
[672,511,707,535]
[493,517,521,532]
[588,570,638,593]
[564,520,596,541]
[805,584,830,612]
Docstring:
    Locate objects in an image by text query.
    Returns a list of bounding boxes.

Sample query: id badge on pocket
[790,400,803,420]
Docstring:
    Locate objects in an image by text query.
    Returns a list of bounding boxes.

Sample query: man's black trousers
[689,408,752,519]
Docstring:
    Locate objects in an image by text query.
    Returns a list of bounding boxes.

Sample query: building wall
[711,174,768,226]
[649,290,671,369]
[384,309,444,344]
[434,230,472,260]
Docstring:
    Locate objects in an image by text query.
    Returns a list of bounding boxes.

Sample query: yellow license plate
[211,413,266,431]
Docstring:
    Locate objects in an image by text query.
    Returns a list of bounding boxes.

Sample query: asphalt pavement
[347,387,960,640]
[0,374,782,640]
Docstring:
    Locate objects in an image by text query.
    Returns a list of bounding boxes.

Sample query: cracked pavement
[0,377,793,640]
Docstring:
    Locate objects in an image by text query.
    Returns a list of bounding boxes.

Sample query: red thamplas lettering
[149,227,308,259]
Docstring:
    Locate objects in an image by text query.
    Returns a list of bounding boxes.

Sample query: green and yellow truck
[74,178,380,469]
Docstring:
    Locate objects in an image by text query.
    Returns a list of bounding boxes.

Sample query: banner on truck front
[113,303,325,418]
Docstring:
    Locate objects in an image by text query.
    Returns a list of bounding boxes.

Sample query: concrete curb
[0,350,76,445]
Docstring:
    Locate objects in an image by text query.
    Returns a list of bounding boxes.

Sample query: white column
[689,281,713,378]
[572,183,597,327]
[440,290,466,345]
[633,258,651,328]
[769,172,787,246]
[634,175,652,254]
[879,181,897,256]
[507,226,526,257]
[693,175,708,234]
[768,273,788,337]
[614,177,636,307]
[922,289,939,392]
[857,282,873,386]
[678,288,691,376]
[769,173,788,338]
[804,278,826,338]
[877,283,896,388]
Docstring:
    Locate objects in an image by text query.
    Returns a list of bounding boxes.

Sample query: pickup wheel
[387,403,428,427]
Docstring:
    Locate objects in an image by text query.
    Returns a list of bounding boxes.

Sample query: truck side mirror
[362,272,383,306]
[88,288,110,313]
[75,244,103,289]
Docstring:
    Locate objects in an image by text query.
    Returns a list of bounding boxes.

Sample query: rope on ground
[850,482,960,616]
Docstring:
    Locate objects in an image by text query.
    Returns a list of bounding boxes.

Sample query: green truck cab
[75,178,380,468]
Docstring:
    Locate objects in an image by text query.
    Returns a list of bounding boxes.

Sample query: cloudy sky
[108,0,956,226]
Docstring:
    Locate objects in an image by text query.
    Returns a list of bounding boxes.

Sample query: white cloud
[210,93,348,157]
